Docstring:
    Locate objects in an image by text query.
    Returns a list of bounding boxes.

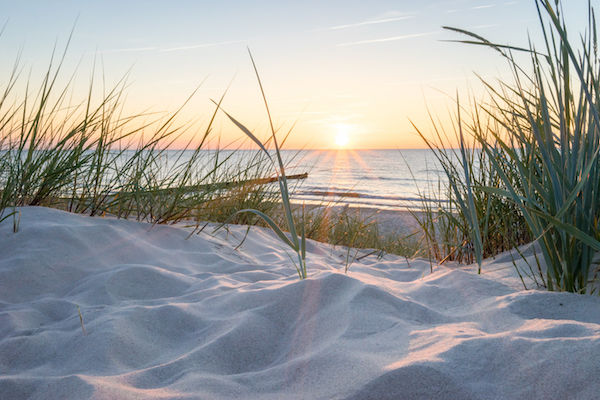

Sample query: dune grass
[0,39,282,228]
[413,99,532,268]
[417,0,600,293]
[214,50,309,279]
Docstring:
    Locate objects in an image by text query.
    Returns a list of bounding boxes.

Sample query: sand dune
[1,207,599,399]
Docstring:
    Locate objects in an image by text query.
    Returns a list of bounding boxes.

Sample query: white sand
[1,207,599,399]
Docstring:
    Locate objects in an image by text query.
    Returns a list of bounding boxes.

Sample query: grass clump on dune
[413,101,532,270]
[214,50,309,279]
[419,0,600,293]
[0,37,280,227]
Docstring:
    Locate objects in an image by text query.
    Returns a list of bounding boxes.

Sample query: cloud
[100,40,244,55]
[160,39,246,53]
[471,4,495,9]
[325,15,414,31]
[101,46,157,54]
[337,31,438,47]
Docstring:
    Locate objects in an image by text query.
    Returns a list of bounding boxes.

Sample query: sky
[0,0,593,149]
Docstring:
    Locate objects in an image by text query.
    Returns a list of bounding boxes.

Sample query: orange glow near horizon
[0,0,570,151]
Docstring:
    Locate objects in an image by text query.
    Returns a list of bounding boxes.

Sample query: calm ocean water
[136,149,449,211]
[4,148,448,210]
[5,148,450,210]
[284,149,447,210]
[1,148,450,212]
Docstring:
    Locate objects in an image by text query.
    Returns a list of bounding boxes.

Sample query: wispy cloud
[160,39,246,53]
[446,1,514,15]
[337,31,438,47]
[100,40,244,55]
[325,15,414,31]
[101,46,157,54]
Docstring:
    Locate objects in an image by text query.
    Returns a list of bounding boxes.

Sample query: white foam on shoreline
[1,207,599,399]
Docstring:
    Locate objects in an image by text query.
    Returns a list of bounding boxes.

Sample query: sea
[285,149,448,210]
[206,149,450,211]
[3,148,451,210]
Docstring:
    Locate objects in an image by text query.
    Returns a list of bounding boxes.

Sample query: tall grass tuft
[424,0,600,292]
[215,50,308,279]
[0,38,277,227]
[412,100,532,269]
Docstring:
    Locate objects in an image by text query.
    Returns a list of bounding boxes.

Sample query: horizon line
[153,147,463,151]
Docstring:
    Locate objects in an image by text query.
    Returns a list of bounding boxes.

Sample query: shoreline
[290,202,425,237]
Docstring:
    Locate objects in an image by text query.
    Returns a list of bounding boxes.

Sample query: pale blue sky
[0,1,592,148]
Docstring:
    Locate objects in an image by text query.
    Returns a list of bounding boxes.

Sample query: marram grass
[0,37,278,228]
[214,49,308,279]
[420,0,600,293]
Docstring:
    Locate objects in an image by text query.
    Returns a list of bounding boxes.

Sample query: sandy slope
[1,207,599,399]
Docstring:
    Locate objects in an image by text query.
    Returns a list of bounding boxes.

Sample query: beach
[2,0,600,398]
[293,203,425,236]
[2,206,599,399]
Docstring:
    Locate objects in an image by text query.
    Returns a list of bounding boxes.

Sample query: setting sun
[334,124,352,148]
[335,133,349,148]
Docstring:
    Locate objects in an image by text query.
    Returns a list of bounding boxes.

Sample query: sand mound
[1,207,599,399]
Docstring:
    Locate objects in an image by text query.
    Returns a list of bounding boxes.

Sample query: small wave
[356,175,398,181]
[295,190,448,204]
[301,190,362,198]
[353,176,441,183]
[292,197,446,211]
